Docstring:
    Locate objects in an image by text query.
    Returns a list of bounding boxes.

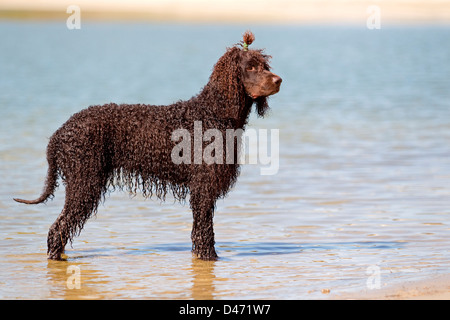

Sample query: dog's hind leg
[47,177,104,260]
[47,208,70,260]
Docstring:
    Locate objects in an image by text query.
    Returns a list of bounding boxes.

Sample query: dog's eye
[246,66,256,72]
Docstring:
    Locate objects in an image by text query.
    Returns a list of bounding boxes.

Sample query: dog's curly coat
[14,31,282,260]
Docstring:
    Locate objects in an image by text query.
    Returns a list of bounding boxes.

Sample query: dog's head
[209,31,282,118]
[239,31,282,101]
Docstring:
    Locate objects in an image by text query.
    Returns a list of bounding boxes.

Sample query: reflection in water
[44,252,218,299]
[46,260,105,299]
[190,258,216,300]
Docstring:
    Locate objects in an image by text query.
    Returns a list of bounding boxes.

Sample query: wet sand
[339,274,450,300]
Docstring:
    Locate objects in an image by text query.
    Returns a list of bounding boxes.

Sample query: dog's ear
[209,47,246,119]
[255,96,269,118]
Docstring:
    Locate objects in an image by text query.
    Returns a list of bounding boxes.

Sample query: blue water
[0,22,449,299]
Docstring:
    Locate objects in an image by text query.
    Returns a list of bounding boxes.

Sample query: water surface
[1,22,449,299]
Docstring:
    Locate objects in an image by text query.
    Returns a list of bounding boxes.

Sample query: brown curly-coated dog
[14,31,282,260]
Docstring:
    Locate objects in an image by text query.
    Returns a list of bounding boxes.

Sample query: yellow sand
[337,274,450,300]
[1,0,450,23]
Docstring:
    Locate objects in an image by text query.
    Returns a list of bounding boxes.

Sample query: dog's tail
[14,142,59,205]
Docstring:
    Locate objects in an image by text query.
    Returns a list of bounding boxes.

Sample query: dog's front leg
[189,190,218,260]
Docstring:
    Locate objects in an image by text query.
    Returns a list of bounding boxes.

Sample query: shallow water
[1,22,449,299]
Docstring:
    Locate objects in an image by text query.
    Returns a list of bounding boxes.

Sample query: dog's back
[52,103,192,199]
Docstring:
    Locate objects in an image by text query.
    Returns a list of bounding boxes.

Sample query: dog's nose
[272,75,282,85]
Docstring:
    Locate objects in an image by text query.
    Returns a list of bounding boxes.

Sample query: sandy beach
[1,0,450,24]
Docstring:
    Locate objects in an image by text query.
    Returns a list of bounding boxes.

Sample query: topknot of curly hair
[241,31,255,51]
